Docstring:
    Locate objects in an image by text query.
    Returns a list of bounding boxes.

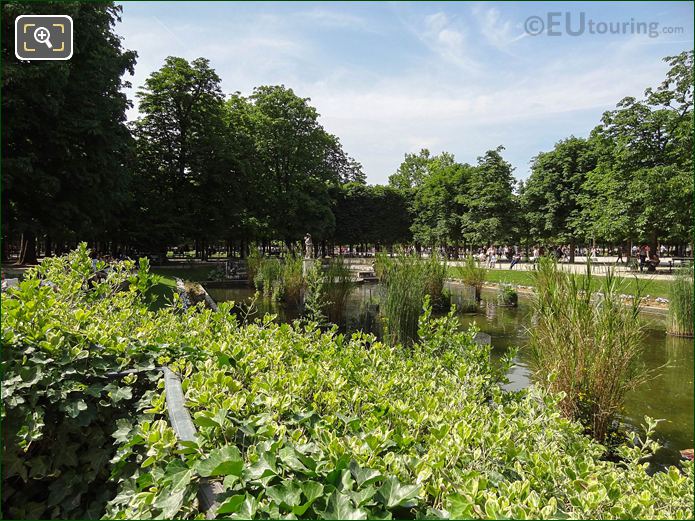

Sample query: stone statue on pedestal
[304,233,313,259]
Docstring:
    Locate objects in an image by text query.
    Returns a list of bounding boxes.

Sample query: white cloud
[118,3,688,183]
[471,6,527,50]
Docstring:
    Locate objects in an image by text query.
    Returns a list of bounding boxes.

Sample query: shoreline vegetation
[2,248,692,519]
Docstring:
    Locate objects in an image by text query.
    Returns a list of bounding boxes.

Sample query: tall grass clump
[380,255,427,346]
[423,252,450,310]
[373,251,391,280]
[667,266,693,337]
[253,257,282,298]
[528,257,649,442]
[246,246,261,284]
[280,254,304,305]
[456,255,487,301]
[322,257,355,325]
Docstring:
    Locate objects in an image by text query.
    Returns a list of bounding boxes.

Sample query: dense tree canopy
[131,57,237,256]
[522,137,596,260]
[2,1,136,262]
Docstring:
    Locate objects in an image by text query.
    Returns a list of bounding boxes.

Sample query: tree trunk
[569,240,576,264]
[1,236,9,262]
[45,236,52,257]
[18,232,38,265]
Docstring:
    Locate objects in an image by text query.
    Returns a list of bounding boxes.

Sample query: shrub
[667,266,693,337]
[303,260,328,326]
[456,255,487,301]
[207,264,226,281]
[497,283,518,306]
[528,257,649,442]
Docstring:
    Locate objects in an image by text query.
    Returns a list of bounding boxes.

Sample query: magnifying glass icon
[33,26,53,49]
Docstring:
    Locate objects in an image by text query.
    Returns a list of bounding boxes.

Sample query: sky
[116,1,693,184]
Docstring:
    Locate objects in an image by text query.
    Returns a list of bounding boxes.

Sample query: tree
[581,51,693,250]
[229,85,347,244]
[411,157,471,249]
[522,137,596,261]
[388,149,431,191]
[460,147,516,247]
[2,2,137,263]
[333,183,411,248]
[131,56,238,258]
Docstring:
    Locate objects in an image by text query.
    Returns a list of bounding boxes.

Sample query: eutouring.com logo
[524,12,684,38]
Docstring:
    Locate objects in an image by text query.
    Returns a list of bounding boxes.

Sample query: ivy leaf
[163,460,193,492]
[153,486,185,518]
[217,494,246,514]
[64,399,88,418]
[320,491,367,520]
[350,460,382,488]
[111,419,132,444]
[266,481,302,509]
[197,445,243,477]
[375,477,420,509]
[109,386,133,403]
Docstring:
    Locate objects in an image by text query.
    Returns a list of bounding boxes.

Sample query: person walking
[615,246,623,264]
[639,245,648,272]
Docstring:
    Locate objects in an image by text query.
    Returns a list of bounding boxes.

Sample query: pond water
[206,282,693,467]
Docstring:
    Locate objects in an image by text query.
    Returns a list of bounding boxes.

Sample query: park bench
[668,257,693,272]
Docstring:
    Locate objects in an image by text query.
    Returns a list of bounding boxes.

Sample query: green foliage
[410,157,471,247]
[2,2,137,262]
[379,255,428,346]
[333,184,412,248]
[668,266,693,337]
[423,253,450,311]
[2,250,693,519]
[281,254,305,306]
[131,56,237,253]
[528,258,649,442]
[246,247,262,284]
[521,137,596,253]
[460,147,517,246]
[581,51,693,245]
[1,245,166,518]
[253,258,283,299]
[303,261,328,326]
[455,255,487,301]
[322,257,356,325]
[496,284,518,307]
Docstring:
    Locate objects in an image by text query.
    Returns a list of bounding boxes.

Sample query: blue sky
[117,1,693,183]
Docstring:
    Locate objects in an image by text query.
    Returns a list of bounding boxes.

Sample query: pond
[206,282,693,468]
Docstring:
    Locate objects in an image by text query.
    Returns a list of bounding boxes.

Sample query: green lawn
[448,268,673,299]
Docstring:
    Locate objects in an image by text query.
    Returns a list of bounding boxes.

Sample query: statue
[304,233,313,259]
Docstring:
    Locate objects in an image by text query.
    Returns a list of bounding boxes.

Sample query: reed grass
[380,255,427,346]
[322,257,356,325]
[253,257,282,298]
[281,254,304,306]
[456,255,487,301]
[423,252,449,310]
[246,247,261,284]
[528,257,649,442]
[667,266,693,337]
